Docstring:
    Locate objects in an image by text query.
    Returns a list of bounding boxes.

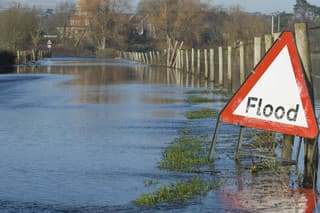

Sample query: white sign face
[233,46,308,127]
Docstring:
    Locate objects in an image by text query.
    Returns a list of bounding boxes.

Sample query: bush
[95,48,118,58]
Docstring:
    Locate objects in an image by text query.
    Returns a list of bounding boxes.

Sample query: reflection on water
[0,56,233,212]
[16,57,219,105]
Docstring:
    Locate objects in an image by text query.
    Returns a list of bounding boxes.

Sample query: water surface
[0,57,200,211]
[1,56,319,212]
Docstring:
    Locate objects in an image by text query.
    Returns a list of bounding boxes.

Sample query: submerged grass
[184,88,230,96]
[133,177,218,206]
[160,134,212,173]
[244,130,278,153]
[185,95,214,104]
[133,130,217,206]
[186,108,219,119]
[134,93,220,207]
[185,90,211,95]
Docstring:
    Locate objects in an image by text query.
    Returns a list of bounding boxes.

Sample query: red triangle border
[220,31,318,139]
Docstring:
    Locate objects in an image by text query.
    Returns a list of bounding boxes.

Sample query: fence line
[16,49,50,65]
[122,23,316,92]
[122,35,268,91]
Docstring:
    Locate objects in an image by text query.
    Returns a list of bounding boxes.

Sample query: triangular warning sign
[220,31,318,139]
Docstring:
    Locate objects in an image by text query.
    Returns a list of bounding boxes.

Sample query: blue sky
[4,0,320,14]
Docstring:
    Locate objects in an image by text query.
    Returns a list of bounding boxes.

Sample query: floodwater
[0,57,224,212]
[0,57,319,212]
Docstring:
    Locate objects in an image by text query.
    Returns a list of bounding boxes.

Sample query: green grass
[185,95,214,104]
[133,177,218,206]
[186,108,219,119]
[133,129,216,206]
[185,90,211,95]
[160,134,211,173]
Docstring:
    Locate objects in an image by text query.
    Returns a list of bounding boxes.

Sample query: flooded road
[0,57,319,212]
[1,57,240,212]
[0,58,198,211]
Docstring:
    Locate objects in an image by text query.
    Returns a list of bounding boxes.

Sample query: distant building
[59,0,154,48]
[63,0,102,39]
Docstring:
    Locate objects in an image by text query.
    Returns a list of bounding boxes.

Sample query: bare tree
[222,6,270,46]
[88,0,130,50]
[0,5,39,50]
[136,0,228,48]
[294,0,320,24]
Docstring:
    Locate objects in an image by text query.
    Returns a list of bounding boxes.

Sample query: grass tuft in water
[160,134,211,172]
[186,108,219,119]
[134,129,217,207]
[133,177,218,206]
[144,179,159,187]
[185,95,214,104]
[185,90,211,95]
[244,130,278,154]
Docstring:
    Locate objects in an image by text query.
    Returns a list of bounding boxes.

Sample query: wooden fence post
[227,46,232,89]
[149,51,153,65]
[204,49,208,79]
[157,51,160,65]
[218,46,223,85]
[239,41,245,84]
[32,49,36,61]
[23,51,27,64]
[273,32,281,41]
[294,23,317,188]
[167,48,170,66]
[176,50,180,69]
[17,50,20,64]
[254,37,261,66]
[191,48,195,74]
[264,34,273,52]
[145,52,149,64]
[210,48,214,82]
[180,50,184,70]
[185,49,189,72]
[197,49,201,76]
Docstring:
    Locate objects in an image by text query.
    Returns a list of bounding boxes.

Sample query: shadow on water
[0,66,15,74]
[0,56,318,212]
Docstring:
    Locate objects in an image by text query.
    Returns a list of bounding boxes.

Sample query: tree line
[0,0,318,56]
